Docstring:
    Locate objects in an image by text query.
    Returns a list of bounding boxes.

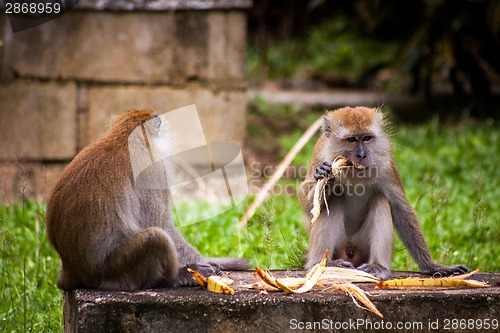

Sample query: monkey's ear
[321,114,332,138]
[151,115,162,131]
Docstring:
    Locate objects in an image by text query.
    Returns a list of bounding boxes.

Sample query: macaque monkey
[46,110,248,291]
[299,107,469,279]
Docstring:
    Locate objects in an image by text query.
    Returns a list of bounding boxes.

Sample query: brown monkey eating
[299,106,469,279]
[46,110,248,291]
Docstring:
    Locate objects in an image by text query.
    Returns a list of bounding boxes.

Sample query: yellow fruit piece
[207,276,235,295]
[376,269,489,289]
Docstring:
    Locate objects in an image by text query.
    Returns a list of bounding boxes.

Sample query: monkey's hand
[314,161,333,180]
[177,262,222,287]
[358,263,391,280]
[425,264,470,277]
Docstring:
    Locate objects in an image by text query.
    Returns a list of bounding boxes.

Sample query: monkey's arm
[385,162,469,276]
[299,136,331,212]
[298,176,317,212]
[204,257,250,270]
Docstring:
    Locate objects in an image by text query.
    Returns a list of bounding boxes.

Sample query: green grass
[1,116,498,331]
[0,201,62,332]
[390,118,500,271]
[174,195,308,270]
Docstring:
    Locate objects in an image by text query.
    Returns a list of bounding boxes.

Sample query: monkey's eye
[347,137,357,143]
[362,135,372,142]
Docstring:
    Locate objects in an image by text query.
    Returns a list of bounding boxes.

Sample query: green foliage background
[1,106,498,331]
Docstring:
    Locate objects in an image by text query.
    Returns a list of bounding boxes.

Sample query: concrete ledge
[249,89,421,110]
[64,271,500,333]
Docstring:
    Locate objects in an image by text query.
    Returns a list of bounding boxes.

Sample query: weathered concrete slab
[87,86,247,146]
[64,271,500,333]
[0,80,77,160]
[0,162,67,203]
[1,1,249,202]
[12,11,247,87]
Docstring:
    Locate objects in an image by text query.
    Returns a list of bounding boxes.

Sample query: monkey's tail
[205,257,250,271]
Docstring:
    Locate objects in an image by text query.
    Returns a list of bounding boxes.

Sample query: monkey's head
[321,107,392,171]
[109,110,160,137]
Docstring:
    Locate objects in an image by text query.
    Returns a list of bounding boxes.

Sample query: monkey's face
[322,107,392,173]
[340,134,374,167]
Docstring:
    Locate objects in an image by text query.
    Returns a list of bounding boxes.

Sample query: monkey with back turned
[299,106,469,279]
[46,110,248,291]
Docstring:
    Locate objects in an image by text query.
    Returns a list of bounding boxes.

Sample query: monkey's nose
[356,143,367,159]
[356,151,367,159]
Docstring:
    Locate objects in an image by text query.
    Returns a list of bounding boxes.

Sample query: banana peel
[376,269,489,289]
[187,268,235,295]
[254,250,329,294]
[310,157,364,225]
[207,276,235,295]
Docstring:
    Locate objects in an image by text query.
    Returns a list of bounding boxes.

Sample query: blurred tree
[248,0,500,118]
[357,0,500,118]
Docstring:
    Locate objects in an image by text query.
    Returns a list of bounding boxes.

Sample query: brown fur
[46,110,248,291]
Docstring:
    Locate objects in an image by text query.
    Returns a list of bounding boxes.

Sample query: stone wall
[0,1,251,202]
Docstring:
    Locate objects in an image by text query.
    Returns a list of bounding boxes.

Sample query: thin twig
[239,116,323,227]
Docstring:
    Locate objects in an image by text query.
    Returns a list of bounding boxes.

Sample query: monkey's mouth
[336,156,376,179]
[354,162,371,169]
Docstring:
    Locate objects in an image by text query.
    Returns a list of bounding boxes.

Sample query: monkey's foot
[358,263,391,280]
[425,264,470,277]
[330,259,356,269]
